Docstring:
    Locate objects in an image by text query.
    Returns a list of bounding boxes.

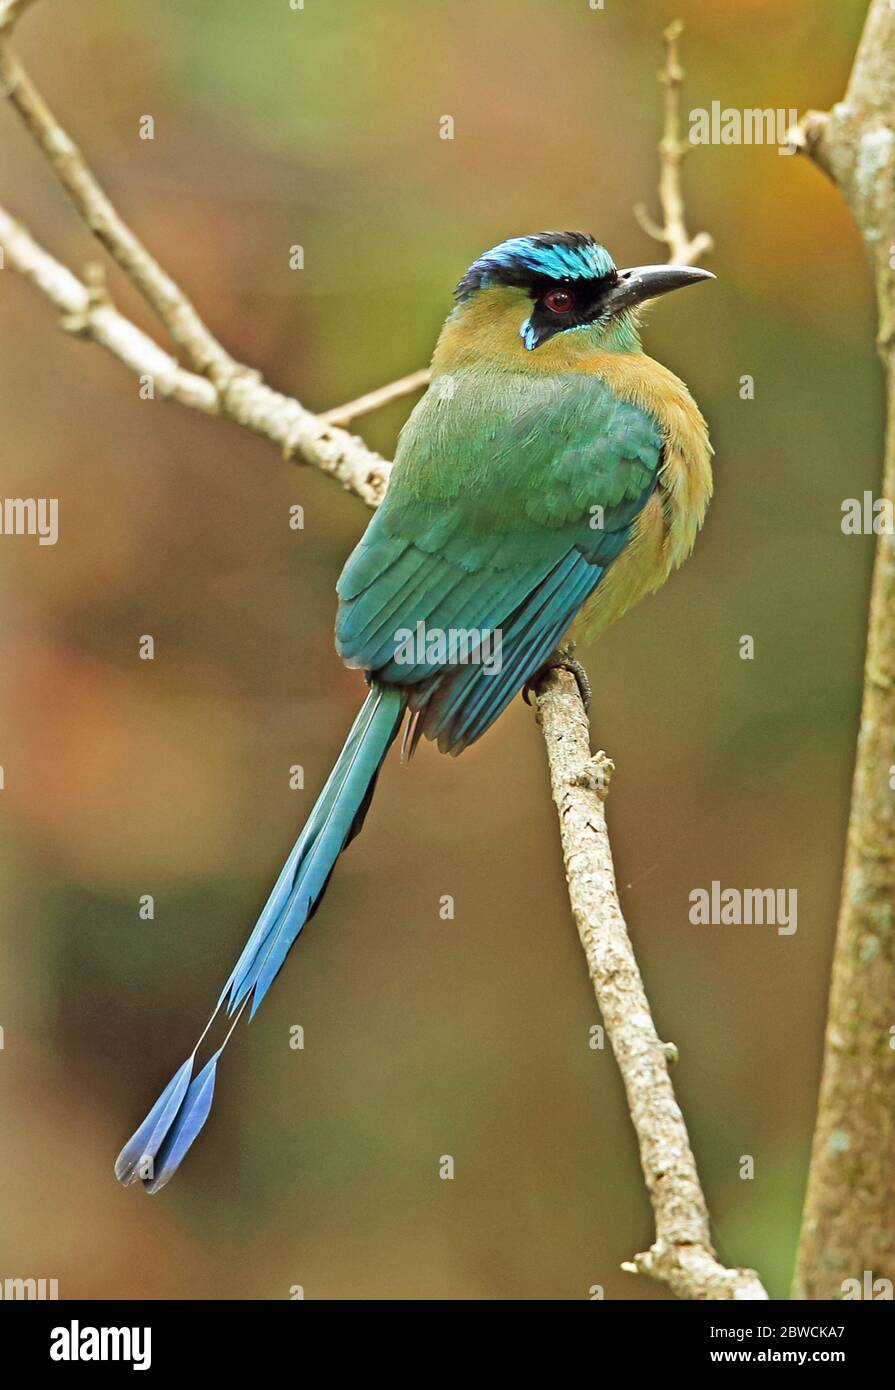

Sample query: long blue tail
[115,684,406,1193]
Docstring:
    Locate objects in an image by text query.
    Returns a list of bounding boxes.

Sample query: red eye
[544,288,574,314]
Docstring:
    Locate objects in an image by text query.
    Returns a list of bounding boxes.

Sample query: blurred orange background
[0,0,877,1298]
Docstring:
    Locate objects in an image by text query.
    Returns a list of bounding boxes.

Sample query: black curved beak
[604,264,715,315]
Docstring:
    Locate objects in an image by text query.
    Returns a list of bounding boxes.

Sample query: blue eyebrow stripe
[456,233,616,300]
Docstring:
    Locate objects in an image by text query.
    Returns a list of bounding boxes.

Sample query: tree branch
[0,5,765,1298]
[0,28,233,380]
[0,0,36,36]
[0,27,392,507]
[0,206,220,412]
[787,0,895,1301]
[0,195,392,503]
[634,20,713,266]
[535,672,766,1300]
[528,24,765,1302]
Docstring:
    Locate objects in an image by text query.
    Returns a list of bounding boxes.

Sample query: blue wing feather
[336,369,662,736]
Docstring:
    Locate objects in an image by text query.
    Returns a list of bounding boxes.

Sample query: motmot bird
[116,231,714,1192]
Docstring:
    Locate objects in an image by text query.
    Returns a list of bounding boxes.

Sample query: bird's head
[437,231,713,368]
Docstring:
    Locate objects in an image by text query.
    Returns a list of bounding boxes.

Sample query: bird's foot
[522,643,591,712]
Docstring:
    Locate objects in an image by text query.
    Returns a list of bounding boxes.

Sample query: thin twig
[634,20,713,266]
[0,2,763,1298]
[322,369,431,427]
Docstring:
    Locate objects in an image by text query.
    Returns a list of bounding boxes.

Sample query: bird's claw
[522,645,592,712]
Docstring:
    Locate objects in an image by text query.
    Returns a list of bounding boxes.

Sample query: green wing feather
[336,366,662,751]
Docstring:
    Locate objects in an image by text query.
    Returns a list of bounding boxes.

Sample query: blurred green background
[0,0,879,1299]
